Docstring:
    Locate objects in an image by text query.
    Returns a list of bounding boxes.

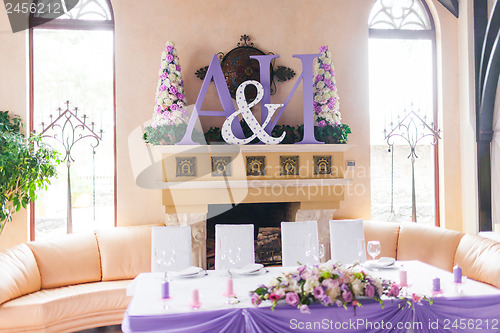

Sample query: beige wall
[0,0,473,250]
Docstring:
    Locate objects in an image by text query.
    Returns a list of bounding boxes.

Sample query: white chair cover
[281,221,319,267]
[329,219,366,264]
[215,224,254,271]
[151,226,192,272]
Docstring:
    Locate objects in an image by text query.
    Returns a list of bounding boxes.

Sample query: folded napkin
[232,263,264,275]
[364,257,396,269]
[177,266,204,277]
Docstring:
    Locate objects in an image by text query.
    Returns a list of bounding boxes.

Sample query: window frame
[28,0,116,240]
[368,0,440,227]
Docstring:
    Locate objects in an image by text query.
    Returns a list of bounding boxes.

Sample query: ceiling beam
[438,0,459,18]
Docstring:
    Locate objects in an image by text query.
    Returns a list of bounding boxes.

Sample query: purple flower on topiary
[327,102,335,109]
[170,104,180,111]
[166,45,174,52]
[319,45,328,53]
[318,120,327,128]
[315,74,323,82]
[176,65,181,71]
[166,54,174,62]
[169,86,178,94]
[159,84,167,92]
[314,106,322,114]
[322,63,331,71]
[177,93,184,100]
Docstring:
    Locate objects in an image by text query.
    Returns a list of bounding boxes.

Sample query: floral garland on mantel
[250,262,432,313]
[143,43,351,145]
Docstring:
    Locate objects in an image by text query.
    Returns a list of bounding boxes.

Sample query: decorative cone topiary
[144,41,189,144]
[313,45,341,128]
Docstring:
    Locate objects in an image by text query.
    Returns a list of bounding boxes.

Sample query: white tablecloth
[126,260,500,317]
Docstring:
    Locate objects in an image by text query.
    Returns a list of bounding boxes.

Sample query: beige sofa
[1,221,500,332]
[0,225,155,333]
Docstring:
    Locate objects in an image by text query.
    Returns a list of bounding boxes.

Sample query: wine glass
[311,243,325,263]
[357,239,366,263]
[227,246,242,277]
[155,247,176,281]
[367,241,381,262]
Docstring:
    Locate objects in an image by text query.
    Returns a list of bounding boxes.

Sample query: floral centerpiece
[312,45,351,144]
[250,262,401,313]
[143,41,189,145]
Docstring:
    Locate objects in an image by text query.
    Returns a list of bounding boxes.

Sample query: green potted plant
[0,111,59,235]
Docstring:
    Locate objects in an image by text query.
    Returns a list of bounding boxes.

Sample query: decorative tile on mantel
[176,157,196,177]
[313,155,332,175]
[211,156,232,177]
[246,156,266,176]
[280,156,299,176]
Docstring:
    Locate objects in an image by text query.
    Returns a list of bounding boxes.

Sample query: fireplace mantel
[154,143,352,268]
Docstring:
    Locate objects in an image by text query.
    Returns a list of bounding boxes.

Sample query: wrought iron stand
[39,101,102,233]
[384,109,440,222]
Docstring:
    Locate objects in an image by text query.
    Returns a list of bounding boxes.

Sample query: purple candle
[161,281,170,299]
[453,265,462,284]
[432,277,441,292]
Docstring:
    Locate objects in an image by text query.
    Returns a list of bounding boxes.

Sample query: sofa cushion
[27,233,101,289]
[363,221,399,259]
[397,222,463,272]
[0,244,41,306]
[0,280,131,333]
[96,225,154,281]
[454,234,500,288]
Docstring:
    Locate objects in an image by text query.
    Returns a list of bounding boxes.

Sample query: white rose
[169,64,176,71]
[164,99,173,106]
[317,81,325,89]
[166,41,174,47]
[168,73,176,81]
[318,69,325,75]
[314,95,323,103]
[352,280,363,297]
[169,94,178,101]
[327,286,340,300]
[325,72,332,79]
[304,279,319,294]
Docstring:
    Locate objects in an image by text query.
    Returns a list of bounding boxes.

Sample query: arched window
[368,0,439,226]
[29,0,115,240]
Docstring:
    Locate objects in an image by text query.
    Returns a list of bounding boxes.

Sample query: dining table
[122,260,500,333]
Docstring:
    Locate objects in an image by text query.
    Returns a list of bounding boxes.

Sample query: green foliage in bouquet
[0,111,59,235]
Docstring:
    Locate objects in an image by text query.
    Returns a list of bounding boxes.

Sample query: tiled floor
[75,325,122,333]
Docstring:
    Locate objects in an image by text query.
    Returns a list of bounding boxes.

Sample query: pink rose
[388,284,400,297]
[365,284,375,298]
[177,93,184,100]
[327,102,335,109]
[169,86,178,94]
[166,45,174,52]
[319,45,328,53]
[176,65,182,71]
[342,291,353,303]
[299,304,310,314]
[322,63,331,71]
[313,286,325,300]
[170,104,179,111]
[285,292,299,306]
[315,74,323,82]
[318,120,327,128]
[251,293,261,306]
[166,54,174,62]
[269,293,281,301]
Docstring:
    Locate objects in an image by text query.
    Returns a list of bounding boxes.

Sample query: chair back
[151,226,192,272]
[329,219,366,264]
[215,224,254,271]
[281,221,319,267]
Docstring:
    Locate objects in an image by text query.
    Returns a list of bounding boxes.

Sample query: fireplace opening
[206,202,296,269]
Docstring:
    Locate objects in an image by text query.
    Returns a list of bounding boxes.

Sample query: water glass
[367,241,381,261]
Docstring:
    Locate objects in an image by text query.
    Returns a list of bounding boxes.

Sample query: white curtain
[491,81,500,226]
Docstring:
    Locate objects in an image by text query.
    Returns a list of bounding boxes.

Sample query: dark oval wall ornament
[195,35,295,101]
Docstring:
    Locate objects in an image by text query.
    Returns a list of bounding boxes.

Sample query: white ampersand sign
[222,80,286,145]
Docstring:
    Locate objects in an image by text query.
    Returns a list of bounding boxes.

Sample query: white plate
[233,268,268,276]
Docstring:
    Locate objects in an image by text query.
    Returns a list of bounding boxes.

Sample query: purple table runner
[122,299,413,333]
